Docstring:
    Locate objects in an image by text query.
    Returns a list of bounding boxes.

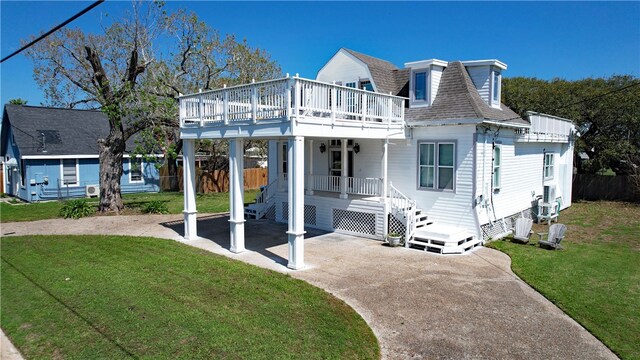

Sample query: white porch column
[183,139,198,240]
[306,139,314,195]
[229,139,246,253]
[382,139,389,236]
[340,138,348,199]
[268,140,278,184]
[287,136,305,270]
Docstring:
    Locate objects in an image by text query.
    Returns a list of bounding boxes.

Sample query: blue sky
[1,1,639,107]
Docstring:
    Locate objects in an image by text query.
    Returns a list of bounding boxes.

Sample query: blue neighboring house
[1,104,161,202]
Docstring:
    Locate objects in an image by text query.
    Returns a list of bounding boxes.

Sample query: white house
[178,48,576,269]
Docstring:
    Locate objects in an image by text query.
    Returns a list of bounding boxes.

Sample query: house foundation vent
[332,209,376,235]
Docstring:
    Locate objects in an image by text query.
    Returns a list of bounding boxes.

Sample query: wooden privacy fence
[160,166,268,193]
[572,174,640,203]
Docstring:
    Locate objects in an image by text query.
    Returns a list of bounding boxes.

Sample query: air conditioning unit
[85,184,99,198]
[543,185,556,203]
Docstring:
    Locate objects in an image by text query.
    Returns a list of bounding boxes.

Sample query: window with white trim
[492,70,501,106]
[493,145,501,189]
[544,153,554,180]
[414,71,427,101]
[130,157,143,183]
[419,142,455,191]
[61,159,79,185]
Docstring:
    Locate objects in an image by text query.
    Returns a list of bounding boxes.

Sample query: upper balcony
[179,76,407,140]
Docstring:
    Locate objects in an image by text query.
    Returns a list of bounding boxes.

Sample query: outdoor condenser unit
[85,184,99,198]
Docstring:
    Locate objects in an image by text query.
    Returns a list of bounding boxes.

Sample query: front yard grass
[0,190,259,222]
[488,201,640,360]
[0,235,379,359]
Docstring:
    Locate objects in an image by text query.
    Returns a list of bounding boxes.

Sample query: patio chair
[538,223,567,250]
[511,217,534,244]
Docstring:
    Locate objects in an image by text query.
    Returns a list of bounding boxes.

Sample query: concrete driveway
[2,214,618,359]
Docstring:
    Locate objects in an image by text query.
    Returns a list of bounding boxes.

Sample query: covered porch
[179,77,410,270]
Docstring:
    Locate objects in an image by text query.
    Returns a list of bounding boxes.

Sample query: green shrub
[59,199,95,219]
[142,200,169,214]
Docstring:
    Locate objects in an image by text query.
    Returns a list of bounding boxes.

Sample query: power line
[0,0,105,63]
[494,80,640,124]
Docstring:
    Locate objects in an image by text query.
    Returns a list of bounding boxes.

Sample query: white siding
[387,125,478,238]
[316,51,372,87]
[465,66,490,104]
[430,66,444,104]
[475,128,574,226]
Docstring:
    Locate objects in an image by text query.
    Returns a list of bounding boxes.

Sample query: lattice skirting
[279,202,317,226]
[332,208,376,235]
[388,213,407,240]
[481,208,533,241]
[304,205,317,225]
[264,204,276,220]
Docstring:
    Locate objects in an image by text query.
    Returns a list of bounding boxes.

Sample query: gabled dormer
[461,60,507,109]
[404,59,448,107]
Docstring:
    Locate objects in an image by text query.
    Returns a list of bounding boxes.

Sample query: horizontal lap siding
[476,129,572,225]
[388,125,477,235]
[430,66,444,104]
[466,66,490,104]
[316,51,370,85]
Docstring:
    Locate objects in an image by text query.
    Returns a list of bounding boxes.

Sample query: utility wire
[494,80,640,124]
[0,0,105,63]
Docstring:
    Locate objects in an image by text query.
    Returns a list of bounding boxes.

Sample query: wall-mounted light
[319,143,326,153]
[353,143,360,154]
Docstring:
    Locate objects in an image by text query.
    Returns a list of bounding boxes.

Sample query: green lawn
[0,190,259,223]
[488,201,640,360]
[0,235,379,359]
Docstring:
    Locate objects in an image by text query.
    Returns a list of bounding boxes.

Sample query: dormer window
[414,72,427,101]
[492,70,501,106]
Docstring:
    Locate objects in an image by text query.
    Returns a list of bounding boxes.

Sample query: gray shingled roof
[2,104,140,156]
[403,61,527,125]
[343,49,406,95]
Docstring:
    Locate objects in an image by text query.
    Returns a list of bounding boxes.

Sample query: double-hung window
[61,159,78,186]
[130,157,143,183]
[493,145,501,189]
[544,153,554,180]
[419,142,455,191]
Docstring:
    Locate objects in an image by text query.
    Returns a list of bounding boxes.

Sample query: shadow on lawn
[160,214,328,267]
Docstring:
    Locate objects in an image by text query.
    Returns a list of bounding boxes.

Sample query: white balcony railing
[309,175,381,196]
[179,76,406,128]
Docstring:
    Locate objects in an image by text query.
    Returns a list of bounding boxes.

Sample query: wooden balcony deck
[179,76,407,140]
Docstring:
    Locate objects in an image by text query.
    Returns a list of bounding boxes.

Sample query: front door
[329,150,354,177]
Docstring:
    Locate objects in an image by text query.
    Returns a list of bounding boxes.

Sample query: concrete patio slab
[1,214,618,359]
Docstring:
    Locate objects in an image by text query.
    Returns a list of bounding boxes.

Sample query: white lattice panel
[388,213,407,240]
[481,208,533,240]
[332,209,376,235]
[304,205,317,225]
[264,204,276,220]
[281,202,289,222]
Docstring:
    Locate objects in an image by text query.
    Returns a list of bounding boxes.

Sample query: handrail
[179,76,407,127]
[256,179,278,204]
[389,182,416,241]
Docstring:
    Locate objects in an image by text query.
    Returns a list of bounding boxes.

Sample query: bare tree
[26,2,280,210]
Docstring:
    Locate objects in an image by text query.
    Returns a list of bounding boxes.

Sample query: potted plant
[386,233,402,247]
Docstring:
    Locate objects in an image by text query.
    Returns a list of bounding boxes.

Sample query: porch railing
[310,175,381,196]
[179,76,406,127]
[389,182,417,243]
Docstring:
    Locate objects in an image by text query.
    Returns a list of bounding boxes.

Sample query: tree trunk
[166,138,183,192]
[98,128,126,212]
